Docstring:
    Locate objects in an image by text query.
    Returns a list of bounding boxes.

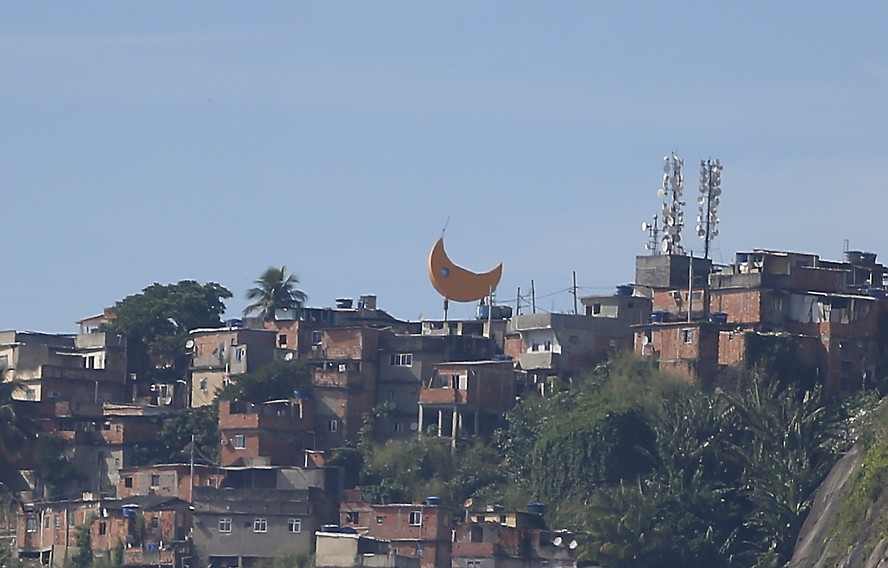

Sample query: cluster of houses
[4,246,888,568]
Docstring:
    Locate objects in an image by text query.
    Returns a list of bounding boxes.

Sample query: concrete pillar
[437,409,443,437]
[418,404,424,436]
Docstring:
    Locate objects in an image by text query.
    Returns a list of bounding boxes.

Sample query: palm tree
[243,266,307,322]
[0,367,31,497]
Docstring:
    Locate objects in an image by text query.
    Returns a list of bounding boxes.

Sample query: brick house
[218,399,314,467]
[418,361,515,442]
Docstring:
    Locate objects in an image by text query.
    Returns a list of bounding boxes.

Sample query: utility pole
[572,271,578,314]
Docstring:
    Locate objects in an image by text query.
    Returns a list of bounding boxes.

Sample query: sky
[4,3,888,332]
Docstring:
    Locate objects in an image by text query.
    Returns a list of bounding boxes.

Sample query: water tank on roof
[224,318,243,328]
[650,311,669,323]
[292,390,312,400]
[526,502,546,515]
[709,312,728,324]
[616,285,633,297]
[425,496,442,506]
[335,298,354,309]
[845,251,877,265]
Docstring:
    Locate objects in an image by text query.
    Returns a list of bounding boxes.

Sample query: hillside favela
[4,155,888,568]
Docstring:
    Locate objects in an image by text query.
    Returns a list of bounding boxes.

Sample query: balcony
[419,388,467,405]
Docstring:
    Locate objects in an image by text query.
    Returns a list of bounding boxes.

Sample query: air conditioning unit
[284,353,294,361]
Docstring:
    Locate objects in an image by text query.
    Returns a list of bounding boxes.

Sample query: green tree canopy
[101,280,232,374]
[243,266,307,322]
[216,359,312,403]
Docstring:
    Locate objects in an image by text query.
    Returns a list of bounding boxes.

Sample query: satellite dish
[664,215,675,226]
[641,221,650,231]
[711,197,720,207]
[185,339,195,349]
[661,238,670,253]
[657,188,667,198]
[569,540,578,550]
[553,536,563,547]
[410,422,419,431]
[712,187,722,197]
[697,229,706,237]
[673,233,682,243]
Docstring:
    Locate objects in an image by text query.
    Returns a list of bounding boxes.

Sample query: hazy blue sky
[5,3,888,332]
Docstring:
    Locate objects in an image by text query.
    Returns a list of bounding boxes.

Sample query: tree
[131,406,221,466]
[101,281,232,374]
[216,360,312,404]
[0,369,35,495]
[243,266,307,322]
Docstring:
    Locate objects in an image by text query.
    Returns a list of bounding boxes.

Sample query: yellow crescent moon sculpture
[427,237,503,302]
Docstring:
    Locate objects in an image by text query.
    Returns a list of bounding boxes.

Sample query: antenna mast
[659,153,685,255]
[697,159,723,259]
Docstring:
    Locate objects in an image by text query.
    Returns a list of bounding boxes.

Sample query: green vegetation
[34,434,79,498]
[350,353,860,567]
[131,405,220,466]
[101,280,232,374]
[825,397,888,563]
[243,266,307,322]
[216,359,312,403]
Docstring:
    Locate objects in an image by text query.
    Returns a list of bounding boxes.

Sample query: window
[67,512,75,525]
[234,434,246,449]
[690,291,703,301]
[311,330,323,345]
[593,303,601,314]
[98,522,107,536]
[392,422,404,433]
[26,517,37,532]
[682,329,694,344]
[544,340,552,351]
[253,518,267,533]
[124,477,133,488]
[287,518,302,533]
[409,511,422,526]
[376,516,384,525]
[150,474,160,487]
[328,419,338,433]
[390,353,413,366]
[151,517,159,528]
[531,342,539,352]
[345,512,359,524]
[467,561,481,568]
[47,391,60,400]
[55,515,60,529]
[218,518,232,533]
[200,378,208,392]
[278,334,288,348]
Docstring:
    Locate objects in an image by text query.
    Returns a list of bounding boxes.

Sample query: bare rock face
[786,445,861,568]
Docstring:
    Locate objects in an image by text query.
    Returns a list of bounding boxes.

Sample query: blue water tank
[616,285,633,297]
[527,502,546,515]
[292,390,312,400]
[425,496,442,506]
[710,312,728,324]
[650,311,669,323]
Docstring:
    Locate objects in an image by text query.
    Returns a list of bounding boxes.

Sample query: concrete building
[191,467,339,568]
[0,331,127,404]
[189,327,278,408]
